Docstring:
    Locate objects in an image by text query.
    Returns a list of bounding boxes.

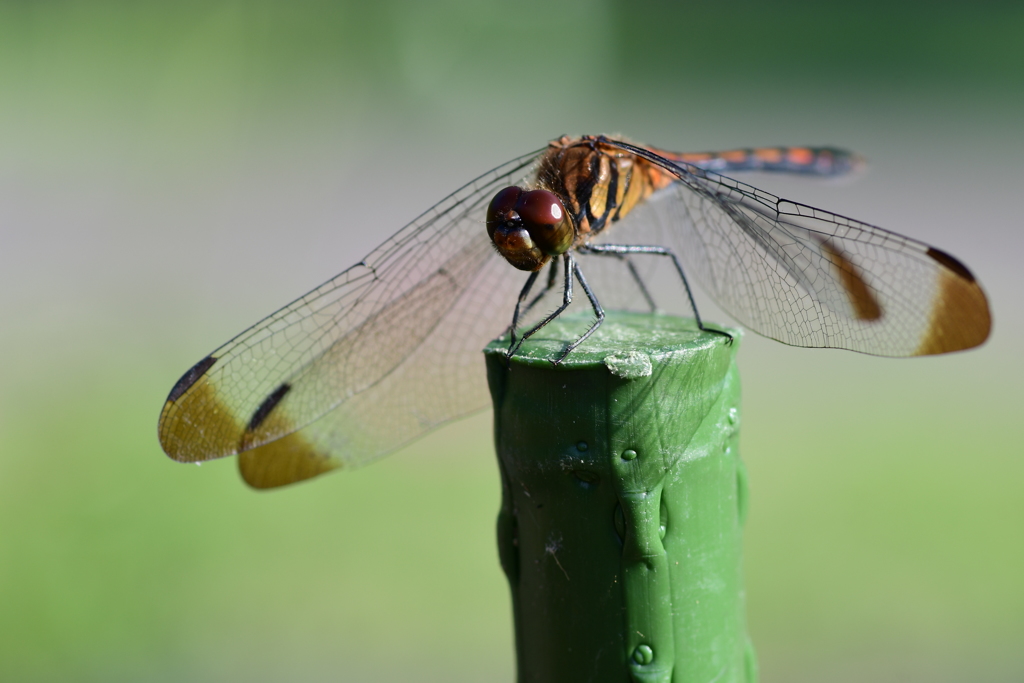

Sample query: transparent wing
[594,140,990,357]
[158,149,545,483]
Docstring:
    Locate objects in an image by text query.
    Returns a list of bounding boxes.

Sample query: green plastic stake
[485,311,757,683]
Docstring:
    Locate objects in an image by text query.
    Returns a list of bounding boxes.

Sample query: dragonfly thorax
[486,186,573,271]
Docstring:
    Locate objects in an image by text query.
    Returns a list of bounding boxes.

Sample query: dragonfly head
[487,186,573,271]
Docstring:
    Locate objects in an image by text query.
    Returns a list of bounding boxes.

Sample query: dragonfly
[158,135,991,489]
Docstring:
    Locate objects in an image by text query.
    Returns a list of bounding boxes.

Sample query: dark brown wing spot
[927,247,976,283]
[166,355,217,403]
[247,383,291,432]
[821,241,882,321]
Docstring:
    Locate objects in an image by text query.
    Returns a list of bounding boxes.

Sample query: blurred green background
[1,2,1022,681]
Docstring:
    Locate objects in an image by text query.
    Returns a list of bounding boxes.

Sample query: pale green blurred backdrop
[1,2,1022,682]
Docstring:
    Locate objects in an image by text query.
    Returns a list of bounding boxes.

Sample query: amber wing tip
[915,250,992,355]
[237,432,342,489]
[157,355,245,463]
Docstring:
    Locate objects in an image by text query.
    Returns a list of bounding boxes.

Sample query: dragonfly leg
[581,249,657,312]
[583,243,733,344]
[508,253,575,361]
[552,261,605,364]
[508,269,541,361]
[520,259,560,319]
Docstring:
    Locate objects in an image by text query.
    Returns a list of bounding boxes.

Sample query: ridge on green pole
[485,310,756,683]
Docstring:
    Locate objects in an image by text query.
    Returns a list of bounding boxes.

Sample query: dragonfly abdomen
[663,146,864,177]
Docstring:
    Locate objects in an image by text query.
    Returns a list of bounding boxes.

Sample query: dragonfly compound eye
[486,186,523,228]
[515,189,573,257]
[487,186,550,272]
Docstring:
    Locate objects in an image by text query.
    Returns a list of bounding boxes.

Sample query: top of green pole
[488,310,739,377]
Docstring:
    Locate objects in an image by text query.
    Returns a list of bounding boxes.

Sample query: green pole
[485,311,756,683]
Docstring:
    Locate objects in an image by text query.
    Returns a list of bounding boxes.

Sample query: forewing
[235,245,525,487]
[600,140,991,357]
[158,149,543,484]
